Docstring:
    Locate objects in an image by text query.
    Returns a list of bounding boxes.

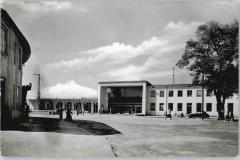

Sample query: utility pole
[173,67,175,85]
[33,74,41,108]
[202,73,205,120]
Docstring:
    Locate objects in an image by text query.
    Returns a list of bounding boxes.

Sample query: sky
[1,0,239,99]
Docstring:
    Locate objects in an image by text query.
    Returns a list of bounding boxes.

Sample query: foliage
[176,20,239,119]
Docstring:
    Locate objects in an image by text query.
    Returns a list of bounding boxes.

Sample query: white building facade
[98,81,239,118]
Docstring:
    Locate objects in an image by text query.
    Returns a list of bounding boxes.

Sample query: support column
[91,102,94,114]
[98,85,101,113]
[142,83,147,115]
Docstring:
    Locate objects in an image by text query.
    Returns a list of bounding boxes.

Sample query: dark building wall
[1,9,31,121]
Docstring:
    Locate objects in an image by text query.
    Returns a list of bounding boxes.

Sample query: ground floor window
[187,103,192,114]
[206,103,212,112]
[159,103,164,111]
[196,103,202,112]
[177,103,182,111]
[150,103,155,111]
[168,103,173,111]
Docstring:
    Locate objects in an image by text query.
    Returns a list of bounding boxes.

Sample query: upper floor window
[150,91,155,97]
[178,90,183,97]
[1,25,8,56]
[197,90,202,97]
[169,90,174,97]
[206,90,212,96]
[187,90,192,97]
[150,103,155,111]
[159,91,164,97]
[18,47,22,69]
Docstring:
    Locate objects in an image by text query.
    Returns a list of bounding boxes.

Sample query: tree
[176,20,238,120]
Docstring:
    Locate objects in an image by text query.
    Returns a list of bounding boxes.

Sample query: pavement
[1,112,239,158]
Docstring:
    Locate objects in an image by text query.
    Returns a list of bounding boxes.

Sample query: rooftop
[99,80,152,86]
[1,9,31,64]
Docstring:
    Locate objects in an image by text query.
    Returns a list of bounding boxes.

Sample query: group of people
[56,106,86,122]
[56,107,73,121]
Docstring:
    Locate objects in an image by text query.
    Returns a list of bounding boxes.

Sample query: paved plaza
[1,112,239,158]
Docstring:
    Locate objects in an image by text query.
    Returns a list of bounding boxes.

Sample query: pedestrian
[77,106,80,116]
[58,106,63,120]
[24,103,30,120]
[230,111,235,122]
[65,108,73,121]
[181,113,184,118]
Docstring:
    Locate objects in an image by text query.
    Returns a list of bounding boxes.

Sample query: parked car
[188,112,209,118]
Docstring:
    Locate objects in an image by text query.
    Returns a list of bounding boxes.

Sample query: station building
[98,81,239,117]
[28,98,98,114]
[1,9,31,123]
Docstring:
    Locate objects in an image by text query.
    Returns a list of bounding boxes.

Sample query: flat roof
[152,84,201,89]
[99,80,152,86]
[1,9,31,64]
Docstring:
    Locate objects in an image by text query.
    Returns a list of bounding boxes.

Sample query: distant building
[28,98,98,114]
[1,9,31,124]
[98,81,239,117]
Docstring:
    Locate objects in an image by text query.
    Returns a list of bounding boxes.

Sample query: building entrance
[108,87,142,114]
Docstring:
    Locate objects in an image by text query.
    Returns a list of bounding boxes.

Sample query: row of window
[151,89,212,98]
[150,102,234,113]
[1,24,22,69]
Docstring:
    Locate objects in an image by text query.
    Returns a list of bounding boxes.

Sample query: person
[181,113,184,118]
[58,106,63,120]
[226,110,230,121]
[230,111,235,122]
[24,103,30,120]
[77,106,80,116]
[65,108,72,121]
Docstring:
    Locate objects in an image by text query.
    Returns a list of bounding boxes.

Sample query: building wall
[1,20,24,119]
[98,81,149,115]
[146,86,239,117]
[27,98,98,113]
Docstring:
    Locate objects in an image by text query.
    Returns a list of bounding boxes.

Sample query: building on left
[1,9,31,126]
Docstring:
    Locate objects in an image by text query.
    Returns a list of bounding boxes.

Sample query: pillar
[142,83,147,115]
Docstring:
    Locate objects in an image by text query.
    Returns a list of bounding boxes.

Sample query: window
[169,90,174,97]
[206,103,212,112]
[206,90,212,96]
[151,91,155,97]
[17,47,22,69]
[159,103,164,111]
[178,90,183,97]
[168,103,173,111]
[187,103,192,114]
[159,91,164,97]
[1,25,8,55]
[14,43,17,65]
[197,90,202,97]
[196,103,202,112]
[16,86,21,109]
[150,103,155,111]
[177,103,182,111]
[187,90,192,97]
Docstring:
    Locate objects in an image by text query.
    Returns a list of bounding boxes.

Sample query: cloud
[99,57,174,81]
[41,80,97,98]
[163,21,202,38]
[2,0,88,13]
[46,36,178,69]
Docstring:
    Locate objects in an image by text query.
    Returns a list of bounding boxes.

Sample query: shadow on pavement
[2,117,121,135]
